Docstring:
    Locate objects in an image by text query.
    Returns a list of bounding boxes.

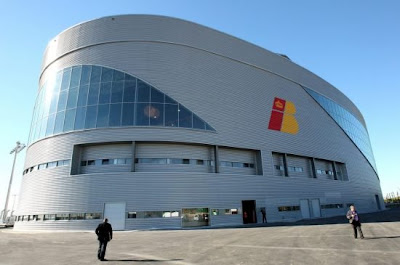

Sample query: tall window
[29,65,215,145]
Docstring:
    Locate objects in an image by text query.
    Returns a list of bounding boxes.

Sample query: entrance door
[300,199,310,219]
[242,200,257,224]
[104,202,126,230]
[375,195,382,210]
[311,199,321,218]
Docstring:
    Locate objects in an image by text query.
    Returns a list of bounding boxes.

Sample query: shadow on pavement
[363,236,400,240]
[105,259,183,262]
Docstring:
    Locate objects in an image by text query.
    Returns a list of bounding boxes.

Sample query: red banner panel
[268,110,284,131]
[272,97,286,112]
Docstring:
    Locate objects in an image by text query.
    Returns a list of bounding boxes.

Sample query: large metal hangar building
[14,15,383,230]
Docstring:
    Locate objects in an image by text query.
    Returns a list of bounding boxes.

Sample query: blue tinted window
[109,103,122,127]
[60,69,71,91]
[122,103,134,126]
[304,86,377,173]
[64,108,76,132]
[77,85,89,107]
[137,80,150,102]
[29,65,215,145]
[99,82,111,104]
[45,114,56,136]
[113,70,124,81]
[193,114,205,129]
[165,104,178,127]
[42,89,52,117]
[70,66,81,88]
[39,118,47,139]
[206,123,214,131]
[101,67,113,82]
[123,80,136,102]
[54,111,65,134]
[49,90,59,114]
[90,66,101,83]
[178,105,192,128]
[66,86,78,109]
[151,87,164,103]
[96,104,110,128]
[125,73,135,80]
[54,71,62,93]
[87,83,100,105]
[74,107,86,130]
[57,90,68,112]
[136,103,150,125]
[31,122,38,142]
[80,65,91,86]
[85,106,97,129]
[165,95,177,104]
[111,82,123,103]
[149,103,164,126]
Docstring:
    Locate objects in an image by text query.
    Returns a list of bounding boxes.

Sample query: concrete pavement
[1,210,400,265]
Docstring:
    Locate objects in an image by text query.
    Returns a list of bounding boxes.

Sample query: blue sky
[1,0,399,212]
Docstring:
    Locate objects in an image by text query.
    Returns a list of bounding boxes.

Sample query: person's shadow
[105,258,184,262]
[363,236,400,240]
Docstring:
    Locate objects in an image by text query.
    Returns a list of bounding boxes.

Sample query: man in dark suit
[346,205,364,239]
[95,218,113,261]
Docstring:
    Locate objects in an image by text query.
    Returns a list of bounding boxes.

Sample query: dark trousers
[262,215,267,223]
[98,239,108,260]
[351,221,364,238]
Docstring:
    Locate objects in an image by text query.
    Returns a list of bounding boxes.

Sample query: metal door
[300,199,310,219]
[311,199,321,217]
[104,202,126,230]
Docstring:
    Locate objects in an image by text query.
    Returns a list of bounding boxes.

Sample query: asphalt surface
[1,209,400,265]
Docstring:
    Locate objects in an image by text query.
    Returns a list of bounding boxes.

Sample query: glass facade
[28,65,215,145]
[304,87,377,173]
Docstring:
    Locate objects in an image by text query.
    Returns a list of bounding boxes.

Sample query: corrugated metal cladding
[15,15,383,231]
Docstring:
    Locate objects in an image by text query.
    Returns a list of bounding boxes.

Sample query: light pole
[2,141,25,223]
[11,194,17,217]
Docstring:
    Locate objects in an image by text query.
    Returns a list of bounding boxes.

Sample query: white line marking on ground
[124,252,195,265]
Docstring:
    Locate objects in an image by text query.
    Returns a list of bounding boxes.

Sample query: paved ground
[1,209,400,265]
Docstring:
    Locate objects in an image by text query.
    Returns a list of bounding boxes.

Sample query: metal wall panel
[136,143,211,160]
[286,155,312,179]
[218,147,255,163]
[82,143,132,160]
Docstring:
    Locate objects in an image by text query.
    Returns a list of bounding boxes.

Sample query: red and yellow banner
[268,97,299,134]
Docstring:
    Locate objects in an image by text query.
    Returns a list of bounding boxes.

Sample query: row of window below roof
[275,165,337,176]
[278,203,354,212]
[316,169,334,175]
[275,165,304,172]
[80,158,255,168]
[15,209,240,222]
[15,213,101,221]
[23,156,254,176]
[22,160,70,175]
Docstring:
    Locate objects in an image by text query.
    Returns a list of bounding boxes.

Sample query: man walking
[260,208,267,223]
[346,205,364,239]
[95,218,113,261]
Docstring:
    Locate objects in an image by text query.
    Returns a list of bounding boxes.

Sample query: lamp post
[2,141,25,223]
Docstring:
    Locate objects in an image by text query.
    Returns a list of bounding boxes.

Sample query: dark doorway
[242,200,257,224]
[375,195,382,210]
